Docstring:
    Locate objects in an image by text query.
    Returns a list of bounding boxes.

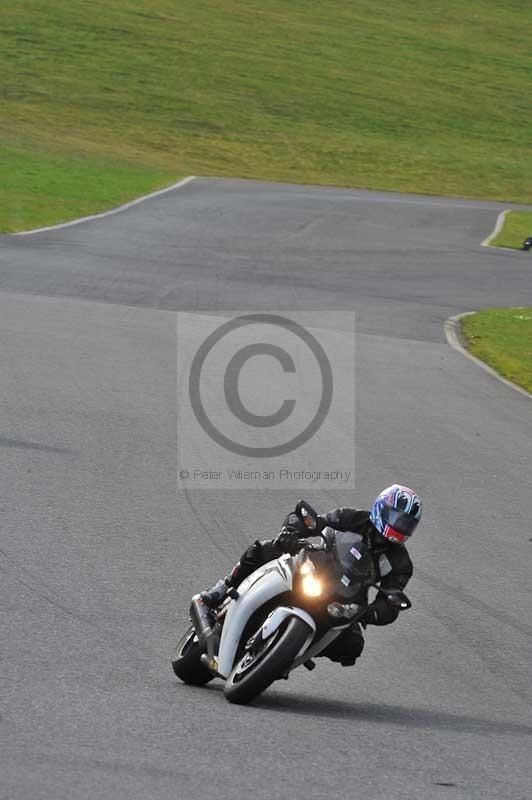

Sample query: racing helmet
[370,484,422,544]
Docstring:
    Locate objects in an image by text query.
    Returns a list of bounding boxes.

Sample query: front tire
[224,616,311,705]
[172,626,214,686]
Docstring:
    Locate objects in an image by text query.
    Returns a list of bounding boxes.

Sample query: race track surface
[1,178,531,800]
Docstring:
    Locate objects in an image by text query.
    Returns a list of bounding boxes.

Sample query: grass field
[1,0,531,231]
[490,211,532,250]
[461,308,532,394]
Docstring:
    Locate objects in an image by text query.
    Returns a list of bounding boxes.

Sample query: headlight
[328,602,359,619]
[302,574,322,597]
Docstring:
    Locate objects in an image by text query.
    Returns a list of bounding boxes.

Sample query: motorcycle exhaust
[190,595,214,642]
[190,595,217,667]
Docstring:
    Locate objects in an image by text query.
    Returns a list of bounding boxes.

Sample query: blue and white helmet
[370,484,422,545]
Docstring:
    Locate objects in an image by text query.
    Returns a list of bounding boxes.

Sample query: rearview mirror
[381,589,412,610]
[295,500,320,531]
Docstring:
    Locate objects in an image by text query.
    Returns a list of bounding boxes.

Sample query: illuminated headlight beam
[302,574,322,597]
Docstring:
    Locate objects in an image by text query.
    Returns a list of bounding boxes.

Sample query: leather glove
[358,592,405,628]
[275,525,299,544]
[282,511,307,534]
[274,526,300,549]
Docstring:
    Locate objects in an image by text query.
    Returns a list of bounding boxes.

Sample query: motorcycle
[172,500,411,705]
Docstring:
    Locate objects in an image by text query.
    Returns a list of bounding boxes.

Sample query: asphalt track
[1,178,531,800]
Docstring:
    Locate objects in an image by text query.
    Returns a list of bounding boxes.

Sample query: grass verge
[0,143,173,232]
[461,308,532,394]
[1,1,532,231]
[489,211,532,250]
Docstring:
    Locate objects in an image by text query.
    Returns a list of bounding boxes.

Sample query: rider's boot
[200,563,242,609]
[200,577,230,609]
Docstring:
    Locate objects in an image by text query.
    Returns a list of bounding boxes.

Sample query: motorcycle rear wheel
[172,626,214,686]
[224,616,311,705]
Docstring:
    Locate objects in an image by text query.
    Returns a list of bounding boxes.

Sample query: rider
[200,484,422,667]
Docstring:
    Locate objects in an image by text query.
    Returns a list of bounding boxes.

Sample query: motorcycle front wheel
[224,616,311,705]
[172,626,214,686]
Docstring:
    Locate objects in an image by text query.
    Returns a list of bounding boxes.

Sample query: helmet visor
[383,507,419,538]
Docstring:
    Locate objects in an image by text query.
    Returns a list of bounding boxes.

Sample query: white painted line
[444,312,532,400]
[12,175,197,236]
[481,208,510,247]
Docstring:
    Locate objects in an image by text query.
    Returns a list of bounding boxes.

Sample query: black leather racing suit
[227,508,413,667]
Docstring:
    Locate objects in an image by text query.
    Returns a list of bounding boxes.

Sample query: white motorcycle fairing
[217,555,315,678]
[260,606,315,644]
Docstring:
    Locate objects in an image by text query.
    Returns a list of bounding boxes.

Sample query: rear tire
[224,616,311,705]
[172,626,214,686]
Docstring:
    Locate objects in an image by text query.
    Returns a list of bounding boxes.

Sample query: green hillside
[1,0,531,231]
